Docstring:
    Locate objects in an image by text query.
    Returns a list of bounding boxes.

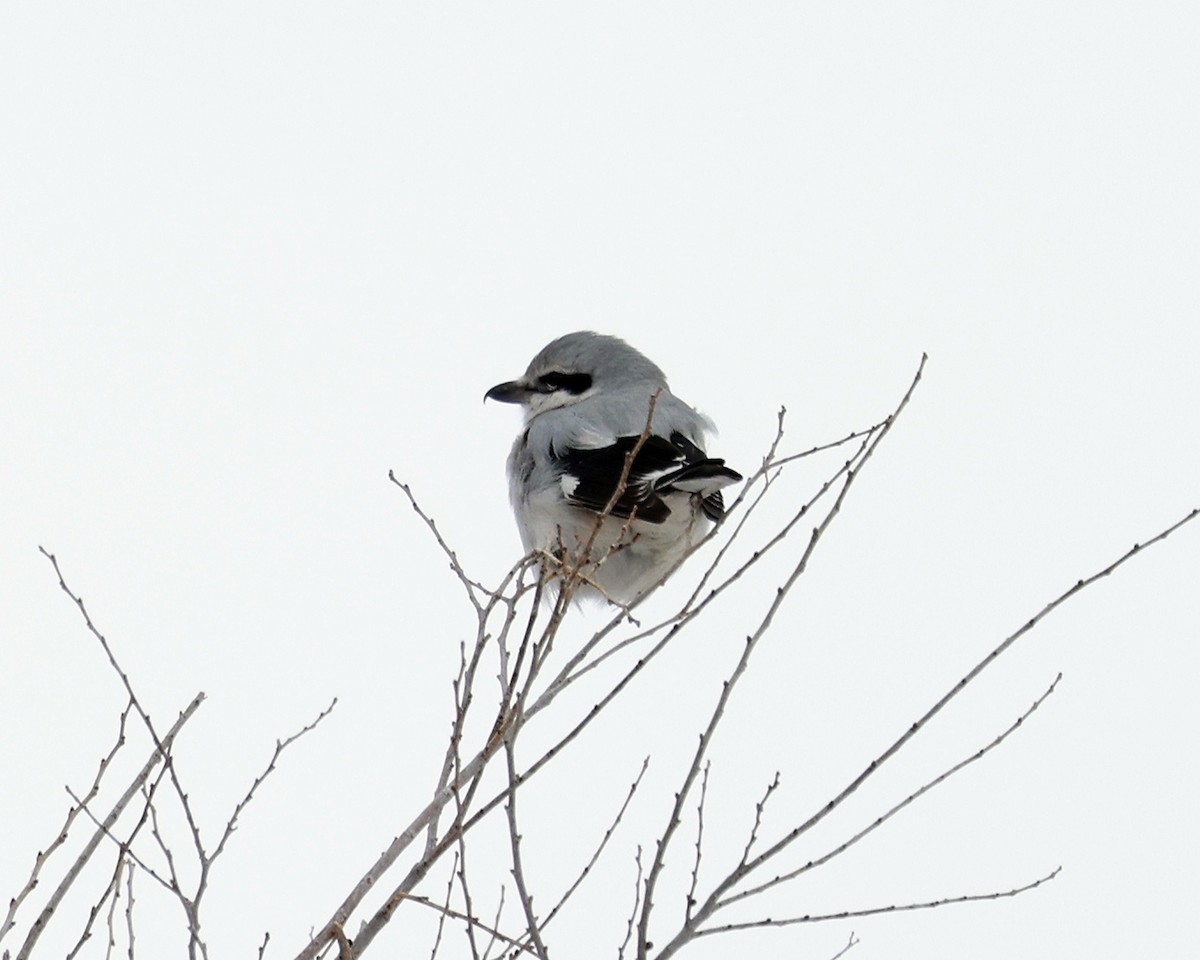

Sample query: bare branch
[736,772,781,869]
[210,698,338,865]
[64,858,119,960]
[324,364,924,960]
[722,674,1063,907]
[427,852,458,960]
[696,867,1062,934]
[684,762,710,924]
[504,736,549,960]
[536,757,649,935]
[389,472,500,611]
[1,698,132,947]
[480,886,507,960]
[384,893,534,956]
[15,694,204,960]
[639,357,928,960]
[616,848,645,960]
[102,856,124,960]
[286,358,1196,960]
[828,931,860,960]
[124,861,135,960]
[739,508,1199,886]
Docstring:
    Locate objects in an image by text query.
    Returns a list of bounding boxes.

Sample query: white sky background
[2,3,1198,959]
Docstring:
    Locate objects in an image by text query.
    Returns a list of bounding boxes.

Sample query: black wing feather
[558,432,741,524]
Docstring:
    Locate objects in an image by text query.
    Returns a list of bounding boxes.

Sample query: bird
[485,331,742,603]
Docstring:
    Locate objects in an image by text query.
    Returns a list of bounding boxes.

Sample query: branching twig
[697,867,1062,934]
[721,674,1064,907]
[639,357,928,960]
[287,356,1197,960]
[385,893,533,956]
[655,503,1197,957]
[520,756,651,947]
[15,694,204,960]
[617,848,645,960]
[0,698,132,948]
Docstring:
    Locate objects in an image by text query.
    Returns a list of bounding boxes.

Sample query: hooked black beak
[484,380,530,404]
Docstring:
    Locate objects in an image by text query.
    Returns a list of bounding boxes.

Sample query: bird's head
[485,331,668,420]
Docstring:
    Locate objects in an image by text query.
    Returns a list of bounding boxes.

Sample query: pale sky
[2,4,1198,959]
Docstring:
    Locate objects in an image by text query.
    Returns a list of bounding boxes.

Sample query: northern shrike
[486,331,742,602]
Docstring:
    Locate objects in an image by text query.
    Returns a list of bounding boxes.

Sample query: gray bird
[486,331,742,603]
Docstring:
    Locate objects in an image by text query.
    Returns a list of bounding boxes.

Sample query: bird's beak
[484,379,530,404]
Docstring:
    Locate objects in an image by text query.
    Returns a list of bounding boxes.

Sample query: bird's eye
[537,372,593,395]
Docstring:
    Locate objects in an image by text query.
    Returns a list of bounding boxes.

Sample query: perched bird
[486,331,742,603]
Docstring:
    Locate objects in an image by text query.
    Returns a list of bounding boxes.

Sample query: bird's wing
[557,432,742,524]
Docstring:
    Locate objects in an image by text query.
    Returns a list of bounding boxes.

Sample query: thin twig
[828,931,860,959]
[685,762,710,924]
[617,848,645,960]
[523,756,650,942]
[722,674,1063,907]
[0,698,132,947]
[736,772,781,868]
[480,887,507,960]
[697,867,1062,934]
[504,736,549,960]
[390,473,497,610]
[211,698,338,865]
[15,694,204,960]
[103,856,123,960]
[124,860,136,960]
[427,852,459,960]
[741,509,1198,888]
[342,373,917,960]
[386,894,534,956]
[641,357,928,960]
